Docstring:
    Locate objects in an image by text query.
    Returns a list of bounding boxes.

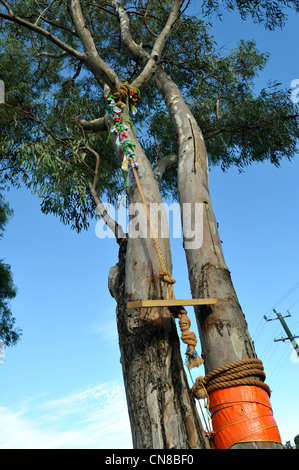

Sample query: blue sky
[1,4,299,449]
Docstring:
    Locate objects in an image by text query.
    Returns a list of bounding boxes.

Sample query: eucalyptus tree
[0,0,298,449]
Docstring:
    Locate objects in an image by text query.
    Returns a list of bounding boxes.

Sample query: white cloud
[2,380,297,449]
[0,382,132,449]
[90,319,119,343]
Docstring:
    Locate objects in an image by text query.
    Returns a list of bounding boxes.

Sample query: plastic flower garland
[106,87,141,188]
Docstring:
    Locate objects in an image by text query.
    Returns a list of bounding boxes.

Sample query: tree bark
[109,238,210,449]
[107,109,209,449]
[0,0,282,451]
[154,66,282,449]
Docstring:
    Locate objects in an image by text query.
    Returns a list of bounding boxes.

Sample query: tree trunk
[154,66,282,449]
[108,113,209,449]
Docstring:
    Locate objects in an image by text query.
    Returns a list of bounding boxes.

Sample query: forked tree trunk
[108,115,209,449]
[154,67,282,449]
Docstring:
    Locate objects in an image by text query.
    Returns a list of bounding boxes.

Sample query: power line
[265,309,299,358]
[287,298,299,311]
[288,318,299,330]
[272,281,299,308]
[259,322,280,360]
[253,319,266,342]
[253,281,299,341]
[267,347,291,384]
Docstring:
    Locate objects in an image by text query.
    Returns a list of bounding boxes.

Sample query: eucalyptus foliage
[0,0,298,229]
[0,194,21,346]
[201,0,299,30]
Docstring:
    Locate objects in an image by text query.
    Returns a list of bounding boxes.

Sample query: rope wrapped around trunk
[112,82,131,109]
[192,358,271,399]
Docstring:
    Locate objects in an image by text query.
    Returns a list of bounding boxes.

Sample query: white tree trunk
[154,67,282,449]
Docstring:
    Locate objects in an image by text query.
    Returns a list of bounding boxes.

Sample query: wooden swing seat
[127,298,218,308]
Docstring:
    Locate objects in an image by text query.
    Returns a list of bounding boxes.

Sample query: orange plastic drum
[209,386,282,449]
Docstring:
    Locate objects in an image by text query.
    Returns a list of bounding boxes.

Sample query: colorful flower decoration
[120,131,128,140]
[129,88,139,115]
[106,86,141,188]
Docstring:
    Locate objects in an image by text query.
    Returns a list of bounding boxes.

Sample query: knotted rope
[168,304,204,369]
[192,358,271,399]
[112,82,131,109]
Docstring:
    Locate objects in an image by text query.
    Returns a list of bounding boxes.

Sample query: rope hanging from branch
[105,83,203,369]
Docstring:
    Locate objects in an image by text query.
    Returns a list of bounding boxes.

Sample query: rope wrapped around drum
[192,358,282,448]
[192,358,271,399]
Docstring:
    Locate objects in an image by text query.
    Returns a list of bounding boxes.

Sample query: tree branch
[68,0,100,55]
[82,142,125,241]
[68,0,120,91]
[87,177,126,241]
[132,0,184,89]
[0,0,13,15]
[112,0,185,89]
[34,0,56,26]
[144,0,158,38]
[82,145,101,189]
[111,0,146,63]
[1,103,58,140]
[284,113,299,120]
[86,1,118,17]
[0,9,85,62]
[152,153,177,187]
[37,51,68,60]
[0,1,120,91]
[38,17,78,38]
[77,115,108,132]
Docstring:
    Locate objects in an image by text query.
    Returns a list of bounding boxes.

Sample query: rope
[132,166,175,285]
[131,167,202,369]
[192,358,271,399]
[107,83,202,369]
[112,82,131,109]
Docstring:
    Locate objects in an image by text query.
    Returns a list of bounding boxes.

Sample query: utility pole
[264,309,299,358]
